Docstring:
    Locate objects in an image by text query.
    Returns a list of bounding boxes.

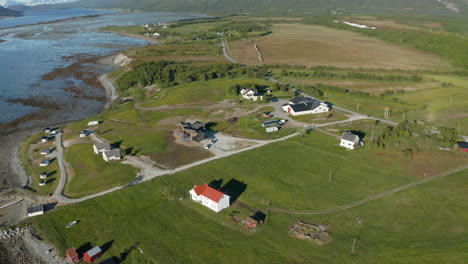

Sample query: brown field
[288,78,441,94]
[229,24,453,70]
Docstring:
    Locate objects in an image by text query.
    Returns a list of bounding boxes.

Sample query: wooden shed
[66,248,79,263]
[84,246,103,263]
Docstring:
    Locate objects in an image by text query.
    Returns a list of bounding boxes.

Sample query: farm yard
[228,24,453,70]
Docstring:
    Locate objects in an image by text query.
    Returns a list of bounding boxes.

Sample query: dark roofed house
[340,132,361,150]
[180,121,206,142]
[457,142,468,152]
[27,205,44,217]
[289,96,315,105]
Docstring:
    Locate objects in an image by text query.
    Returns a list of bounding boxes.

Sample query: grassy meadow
[31,131,468,263]
[229,24,452,70]
[63,143,138,198]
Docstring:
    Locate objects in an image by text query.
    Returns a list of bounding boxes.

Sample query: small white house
[240,88,262,101]
[189,184,230,213]
[340,132,361,150]
[79,130,88,138]
[282,97,329,116]
[40,136,49,143]
[153,32,160,37]
[102,149,122,162]
[27,205,44,217]
[87,121,99,126]
[93,142,111,154]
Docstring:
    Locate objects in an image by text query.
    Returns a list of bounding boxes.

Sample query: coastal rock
[113,53,133,67]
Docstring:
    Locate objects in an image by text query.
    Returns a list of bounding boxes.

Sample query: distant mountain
[0,4,22,16]
[68,0,468,16]
[1,0,76,7]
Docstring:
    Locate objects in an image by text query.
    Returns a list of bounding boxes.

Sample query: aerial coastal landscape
[0,0,467,263]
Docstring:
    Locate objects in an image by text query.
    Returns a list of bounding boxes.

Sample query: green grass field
[63,143,137,198]
[31,131,468,263]
[139,78,271,108]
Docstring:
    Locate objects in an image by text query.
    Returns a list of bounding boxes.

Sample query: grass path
[271,165,468,215]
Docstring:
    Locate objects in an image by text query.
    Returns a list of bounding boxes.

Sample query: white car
[39,180,46,186]
[204,144,211,149]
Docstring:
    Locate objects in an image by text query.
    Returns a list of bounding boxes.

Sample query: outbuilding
[66,248,80,263]
[88,121,99,126]
[39,159,50,167]
[189,184,230,213]
[84,246,103,263]
[27,205,44,217]
[458,142,468,152]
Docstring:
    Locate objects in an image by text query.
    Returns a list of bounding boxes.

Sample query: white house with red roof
[189,184,230,212]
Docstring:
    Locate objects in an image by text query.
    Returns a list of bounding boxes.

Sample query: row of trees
[115,61,268,94]
[371,120,459,151]
[280,69,423,82]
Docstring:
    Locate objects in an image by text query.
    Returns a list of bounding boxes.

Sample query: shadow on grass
[221,178,247,205]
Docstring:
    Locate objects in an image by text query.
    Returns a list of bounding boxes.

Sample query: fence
[179,199,255,236]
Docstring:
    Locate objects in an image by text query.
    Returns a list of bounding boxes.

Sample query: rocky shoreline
[0,52,128,263]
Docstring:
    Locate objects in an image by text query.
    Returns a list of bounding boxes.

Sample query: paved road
[51,132,300,204]
[51,133,68,202]
[272,165,468,215]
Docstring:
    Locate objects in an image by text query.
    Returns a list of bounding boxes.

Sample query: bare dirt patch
[230,24,452,70]
[150,132,213,169]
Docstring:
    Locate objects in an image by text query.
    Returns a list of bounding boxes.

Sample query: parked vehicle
[266,127,279,133]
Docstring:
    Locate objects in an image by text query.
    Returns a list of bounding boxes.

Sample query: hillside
[70,0,468,16]
[0,4,21,16]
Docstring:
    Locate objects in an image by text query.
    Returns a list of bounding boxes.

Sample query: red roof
[193,184,224,203]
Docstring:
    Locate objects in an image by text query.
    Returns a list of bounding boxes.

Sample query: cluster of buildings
[93,142,122,162]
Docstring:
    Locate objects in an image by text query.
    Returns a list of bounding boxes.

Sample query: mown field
[63,143,138,198]
[229,24,453,70]
[31,131,468,263]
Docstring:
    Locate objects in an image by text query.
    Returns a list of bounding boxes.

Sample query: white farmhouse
[102,149,122,162]
[240,88,261,101]
[189,184,230,213]
[282,97,329,116]
[340,132,361,150]
[93,142,111,154]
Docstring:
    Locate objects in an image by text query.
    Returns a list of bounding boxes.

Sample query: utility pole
[351,239,357,254]
[328,169,332,182]
[371,129,374,141]
[356,102,360,111]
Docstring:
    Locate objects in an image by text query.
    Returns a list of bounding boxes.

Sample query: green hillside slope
[71,0,468,16]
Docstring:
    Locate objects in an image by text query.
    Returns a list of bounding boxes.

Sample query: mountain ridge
[67,0,468,16]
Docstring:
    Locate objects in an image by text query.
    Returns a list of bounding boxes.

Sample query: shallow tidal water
[0,10,206,123]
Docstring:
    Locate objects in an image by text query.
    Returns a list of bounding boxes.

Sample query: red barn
[66,248,79,263]
[84,246,103,263]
